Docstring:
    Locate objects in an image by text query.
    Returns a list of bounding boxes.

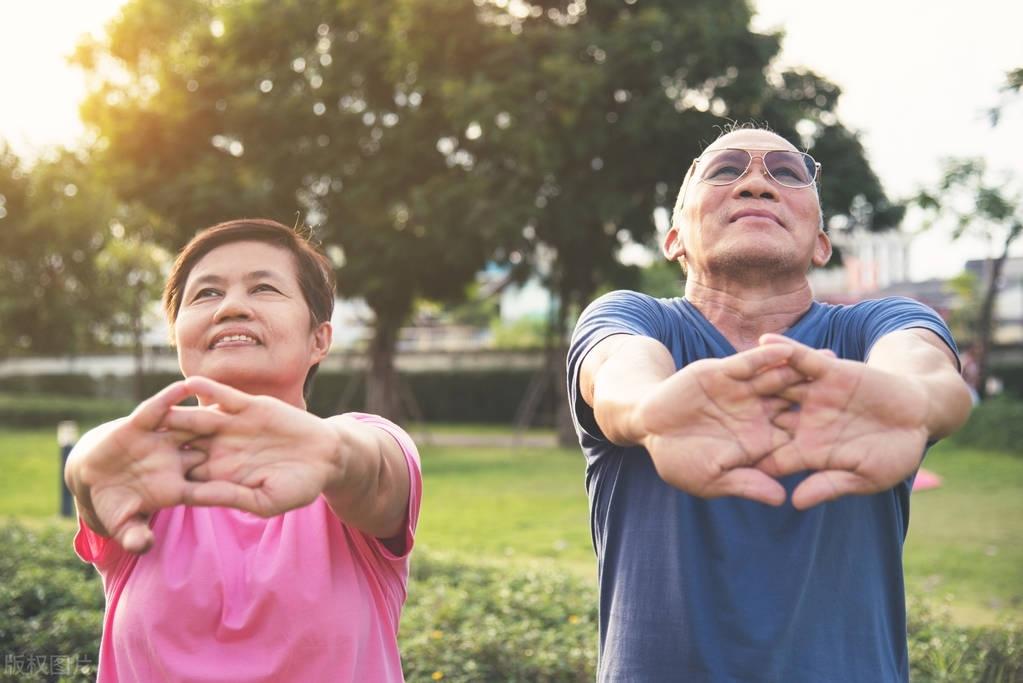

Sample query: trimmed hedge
[0,367,559,427]
[0,394,135,429]
[1,522,1020,682]
[952,396,1023,455]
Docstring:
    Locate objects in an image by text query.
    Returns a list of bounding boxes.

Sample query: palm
[163,388,338,517]
[637,346,801,506]
[766,356,929,508]
[70,381,206,553]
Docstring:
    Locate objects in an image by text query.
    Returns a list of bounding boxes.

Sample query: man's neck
[683,276,815,351]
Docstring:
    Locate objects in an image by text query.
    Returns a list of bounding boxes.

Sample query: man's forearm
[588,336,677,446]
[866,330,973,439]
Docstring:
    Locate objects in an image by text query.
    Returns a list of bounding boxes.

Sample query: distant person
[567,125,973,681]
[65,219,422,682]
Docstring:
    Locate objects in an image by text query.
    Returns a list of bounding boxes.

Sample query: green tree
[74,0,525,418]
[0,149,117,357]
[94,231,171,400]
[429,0,897,441]
[915,159,1022,399]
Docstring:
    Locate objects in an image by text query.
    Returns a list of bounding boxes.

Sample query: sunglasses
[689,148,821,189]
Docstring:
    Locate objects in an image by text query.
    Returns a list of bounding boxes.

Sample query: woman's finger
[160,406,231,436]
[130,381,193,431]
[183,376,252,414]
[114,517,155,555]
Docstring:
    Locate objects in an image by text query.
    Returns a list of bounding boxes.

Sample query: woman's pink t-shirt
[74,414,422,683]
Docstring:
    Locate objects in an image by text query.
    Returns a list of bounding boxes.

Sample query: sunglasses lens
[697,149,752,185]
[764,151,816,187]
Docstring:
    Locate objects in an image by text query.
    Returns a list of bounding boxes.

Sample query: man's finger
[749,364,809,396]
[791,471,875,510]
[775,383,810,405]
[723,343,794,381]
[706,468,787,507]
[183,376,252,414]
[130,381,193,432]
[763,397,795,419]
[772,408,801,432]
[757,439,815,477]
[775,343,835,380]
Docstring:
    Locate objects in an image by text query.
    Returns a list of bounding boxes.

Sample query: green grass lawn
[905,443,1023,624]
[2,426,1019,626]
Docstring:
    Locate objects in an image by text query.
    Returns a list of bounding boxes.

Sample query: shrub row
[0,367,560,428]
[1,522,1020,682]
[0,394,135,429]
[951,396,1023,455]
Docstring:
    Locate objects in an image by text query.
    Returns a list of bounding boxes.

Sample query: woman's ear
[310,322,333,364]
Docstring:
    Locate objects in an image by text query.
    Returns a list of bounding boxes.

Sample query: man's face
[666,129,830,281]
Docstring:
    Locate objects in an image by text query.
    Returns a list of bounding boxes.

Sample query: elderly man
[567,125,972,682]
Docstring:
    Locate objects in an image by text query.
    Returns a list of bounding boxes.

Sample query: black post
[57,421,78,518]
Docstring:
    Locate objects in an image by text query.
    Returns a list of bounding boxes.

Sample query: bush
[952,396,1023,455]
[908,595,1023,683]
[0,394,135,429]
[401,551,597,681]
[2,521,1020,682]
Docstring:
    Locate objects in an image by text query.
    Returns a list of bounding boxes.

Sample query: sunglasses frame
[690,147,821,190]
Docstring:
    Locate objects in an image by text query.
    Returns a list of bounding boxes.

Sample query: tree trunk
[132,296,146,402]
[553,282,577,448]
[365,309,405,420]
[975,223,1022,400]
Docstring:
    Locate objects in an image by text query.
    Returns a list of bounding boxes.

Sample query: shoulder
[335,412,420,464]
[575,290,680,332]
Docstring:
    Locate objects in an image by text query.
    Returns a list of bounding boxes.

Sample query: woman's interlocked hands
[67,377,345,554]
[636,335,931,509]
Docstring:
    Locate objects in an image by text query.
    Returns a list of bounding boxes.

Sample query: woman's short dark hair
[162,218,336,398]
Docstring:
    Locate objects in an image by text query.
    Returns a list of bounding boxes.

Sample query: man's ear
[811,230,832,267]
[662,226,686,262]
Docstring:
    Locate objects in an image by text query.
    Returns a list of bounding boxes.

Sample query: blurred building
[810,227,915,303]
[965,256,1023,345]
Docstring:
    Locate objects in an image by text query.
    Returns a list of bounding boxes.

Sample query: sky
[1,0,1021,280]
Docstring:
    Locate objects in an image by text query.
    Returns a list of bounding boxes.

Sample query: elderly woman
[65,219,422,682]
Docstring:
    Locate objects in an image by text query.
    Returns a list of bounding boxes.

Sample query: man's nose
[734,156,777,199]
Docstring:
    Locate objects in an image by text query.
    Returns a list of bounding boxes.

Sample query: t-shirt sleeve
[342,412,422,561]
[847,297,960,369]
[74,516,123,569]
[566,290,670,442]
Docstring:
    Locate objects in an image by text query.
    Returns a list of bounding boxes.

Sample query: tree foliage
[915,158,1022,399]
[0,149,110,356]
[70,0,894,418]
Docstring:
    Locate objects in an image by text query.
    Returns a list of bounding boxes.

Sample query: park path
[409,431,558,449]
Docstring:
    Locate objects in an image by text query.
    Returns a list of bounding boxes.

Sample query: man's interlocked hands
[633,335,931,509]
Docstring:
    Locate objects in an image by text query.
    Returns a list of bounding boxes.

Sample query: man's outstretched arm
[863,328,973,439]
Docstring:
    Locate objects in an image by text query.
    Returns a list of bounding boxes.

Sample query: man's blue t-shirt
[566,291,958,683]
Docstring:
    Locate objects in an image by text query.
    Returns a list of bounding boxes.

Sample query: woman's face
[174,240,331,403]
